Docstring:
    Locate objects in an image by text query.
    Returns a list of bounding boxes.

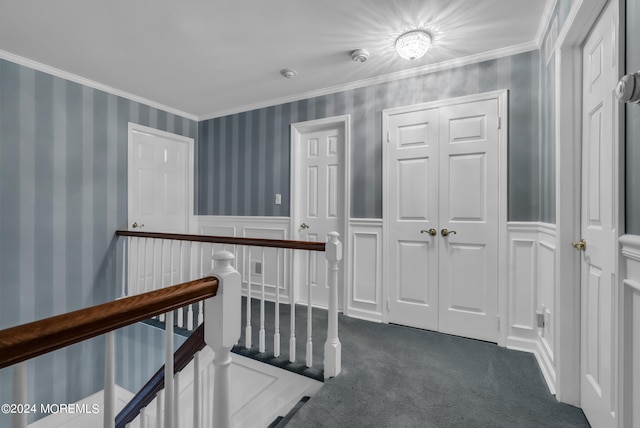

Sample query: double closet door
[384,98,500,343]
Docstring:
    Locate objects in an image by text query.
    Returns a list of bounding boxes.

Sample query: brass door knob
[420,228,437,236]
[441,228,457,237]
[300,222,310,230]
[571,239,586,251]
[132,222,144,229]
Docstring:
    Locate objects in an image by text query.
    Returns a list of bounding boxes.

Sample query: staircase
[0,230,343,428]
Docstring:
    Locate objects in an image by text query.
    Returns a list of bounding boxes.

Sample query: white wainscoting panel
[619,235,640,428]
[506,222,557,394]
[347,219,383,322]
[197,216,292,303]
[196,216,383,321]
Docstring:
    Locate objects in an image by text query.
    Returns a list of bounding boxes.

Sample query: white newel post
[204,251,241,428]
[324,232,342,378]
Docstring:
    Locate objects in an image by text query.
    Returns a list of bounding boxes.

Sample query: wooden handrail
[0,277,218,370]
[115,324,206,428]
[116,229,327,252]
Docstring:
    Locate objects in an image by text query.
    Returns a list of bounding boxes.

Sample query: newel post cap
[205,251,241,350]
[326,231,342,262]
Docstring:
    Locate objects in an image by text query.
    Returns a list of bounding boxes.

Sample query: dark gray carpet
[169,298,590,427]
[285,315,590,428]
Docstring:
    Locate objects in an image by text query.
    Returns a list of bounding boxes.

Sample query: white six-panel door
[579,1,618,426]
[438,100,499,342]
[296,126,345,308]
[386,108,440,330]
[385,96,500,343]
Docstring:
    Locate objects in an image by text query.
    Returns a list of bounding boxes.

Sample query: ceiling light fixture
[395,30,432,60]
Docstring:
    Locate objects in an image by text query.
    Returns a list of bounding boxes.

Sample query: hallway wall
[197,51,541,221]
[0,57,196,425]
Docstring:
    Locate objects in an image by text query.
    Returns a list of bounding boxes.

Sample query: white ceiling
[0,0,550,120]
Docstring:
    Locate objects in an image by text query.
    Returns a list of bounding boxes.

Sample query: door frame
[127,122,196,232]
[554,0,624,407]
[290,115,351,310]
[381,90,509,347]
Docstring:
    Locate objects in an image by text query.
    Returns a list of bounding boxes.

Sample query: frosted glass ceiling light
[395,30,431,60]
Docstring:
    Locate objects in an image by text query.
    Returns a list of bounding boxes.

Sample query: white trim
[381,90,508,346]
[0,49,198,122]
[198,45,535,121]
[620,235,640,261]
[290,115,351,311]
[535,0,560,47]
[127,123,195,233]
[196,215,291,224]
[506,336,557,395]
[555,0,621,408]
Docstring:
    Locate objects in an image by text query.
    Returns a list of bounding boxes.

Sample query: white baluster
[187,242,194,331]
[323,232,342,378]
[156,389,163,428]
[159,240,165,322]
[259,248,266,353]
[274,248,281,357]
[143,238,149,293]
[122,237,128,297]
[198,243,204,326]
[245,246,252,349]
[104,331,115,428]
[12,362,27,428]
[152,239,157,290]
[193,351,201,428]
[173,371,179,428]
[204,251,241,428]
[175,241,183,328]
[289,248,296,363]
[306,250,313,368]
[139,407,146,428]
[133,237,141,295]
[164,311,174,428]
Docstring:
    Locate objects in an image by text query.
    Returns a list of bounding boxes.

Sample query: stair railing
[0,251,241,428]
[115,229,343,379]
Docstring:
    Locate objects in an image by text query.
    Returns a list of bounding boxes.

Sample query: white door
[386,108,440,330]
[295,125,344,308]
[128,124,194,295]
[438,100,499,343]
[128,126,190,233]
[579,1,618,426]
[385,98,500,343]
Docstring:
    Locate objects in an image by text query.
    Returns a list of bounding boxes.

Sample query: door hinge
[496,315,501,331]
[497,117,502,129]
[386,131,390,142]
[386,299,390,311]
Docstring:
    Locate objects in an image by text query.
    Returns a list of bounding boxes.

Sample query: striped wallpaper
[197,51,541,221]
[0,57,196,424]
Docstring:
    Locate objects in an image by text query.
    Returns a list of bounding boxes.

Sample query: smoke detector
[351,49,370,63]
[280,68,297,78]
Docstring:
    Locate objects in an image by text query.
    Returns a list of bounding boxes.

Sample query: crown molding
[198,41,538,121]
[0,49,198,122]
